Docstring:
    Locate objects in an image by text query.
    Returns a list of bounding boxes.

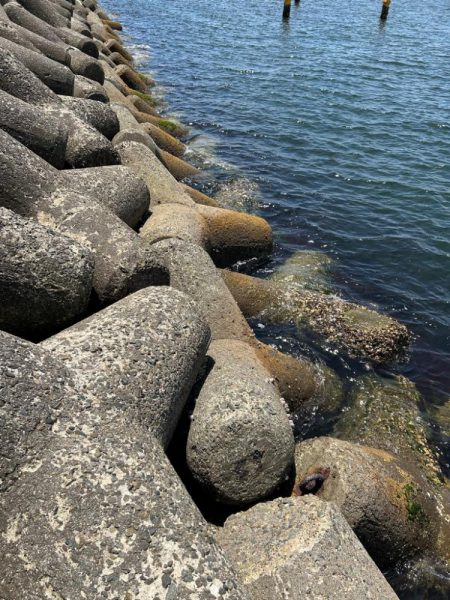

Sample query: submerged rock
[216,495,399,600]
[336,374,450,566]
[222,269,409,364]
[336,373,442,484]
[271,250,333,293]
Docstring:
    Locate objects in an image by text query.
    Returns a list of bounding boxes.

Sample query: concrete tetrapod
[335,372,450,562]
[0,50,120,167]
[0,129,166,303]
[0,35,75,95]
[187,339,295,505]
[221,269,410,364]
[116,140,195,206]
[149,239,343,503]
[61,165,150,227]
[13,0,70,28]
[0,88,69,168]
[58,96,120,139]
[293,437,441,568]
[0,12,103,81]
[150,238,342,411]
[43,287,210,448]
[0,207,94,338]
[73,72,109,102]
[181,183,220,207]
[141,121,186,157]
[4,2,98,57]
[141,202,273,267]
[120,138,273,265]
[216,496,399,600]
[0,296,247,599]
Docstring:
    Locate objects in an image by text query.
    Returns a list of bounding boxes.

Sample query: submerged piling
[283,0,291,20]
[380,0,391,20]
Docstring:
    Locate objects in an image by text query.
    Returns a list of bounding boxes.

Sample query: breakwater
[0,1,448,598]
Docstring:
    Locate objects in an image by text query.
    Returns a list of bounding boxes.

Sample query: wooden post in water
[295,0,300,5]
[380,0,391,20]
[283,0,291,20]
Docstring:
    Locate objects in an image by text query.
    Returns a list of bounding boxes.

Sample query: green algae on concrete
[336,373,442,486]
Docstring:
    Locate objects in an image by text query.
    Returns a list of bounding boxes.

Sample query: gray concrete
[0,207,93,337]
[5,1,72,44]
[73,73,109,102]
[56,26,98,55]
[217,496,399,600]
[0,88,68,167]
[141,201,273,267]
[0,13,102,81]
[61,165,149,227]
[0,296,247,599]
[59,96,119,139]
[187,338,294,505]
[0,50,118,167]
[0,129,165,302]
[0,35,74,95]
[43,102,120,167]
[117,140,195,207]
[0,45,60,105]
[15,0,69,28]
[43,287,210,448]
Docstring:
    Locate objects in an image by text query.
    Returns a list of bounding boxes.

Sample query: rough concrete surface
[217,496,399,600]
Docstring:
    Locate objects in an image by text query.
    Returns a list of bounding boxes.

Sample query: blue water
[102,0,449,591]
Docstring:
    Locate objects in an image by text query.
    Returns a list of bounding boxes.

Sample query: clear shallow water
[103,0,449,590]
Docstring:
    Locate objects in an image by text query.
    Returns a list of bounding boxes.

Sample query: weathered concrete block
[222,269,409,364]
[61,165,149,227]
[187,338,294,505]
[150,239,340,419]
[117,139,195,206]
[336,373,441,482]
[73,73,109,102]
[0,207,93,337]
[0,35,74,95]
[0,313,247,598]
[142,121,186,157]
[0,88,68,168]
[293,437,440,568]
[56,26,98,55]
[0,11,102,81]
[141,201,273,267]
[0,332,77,494]
[181,183,220,207]
[43,287,210,448]
[0,45,58,105]
[157,147,200,180]
[110,101,158,152]
[0,18,41,52]
[103,36,133,61]
[115,63,148,92]
[15,0,69,28]
[0,49,118,167]
[59,96,119,139]
[217,496,399,600]
[0,129,165,302]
